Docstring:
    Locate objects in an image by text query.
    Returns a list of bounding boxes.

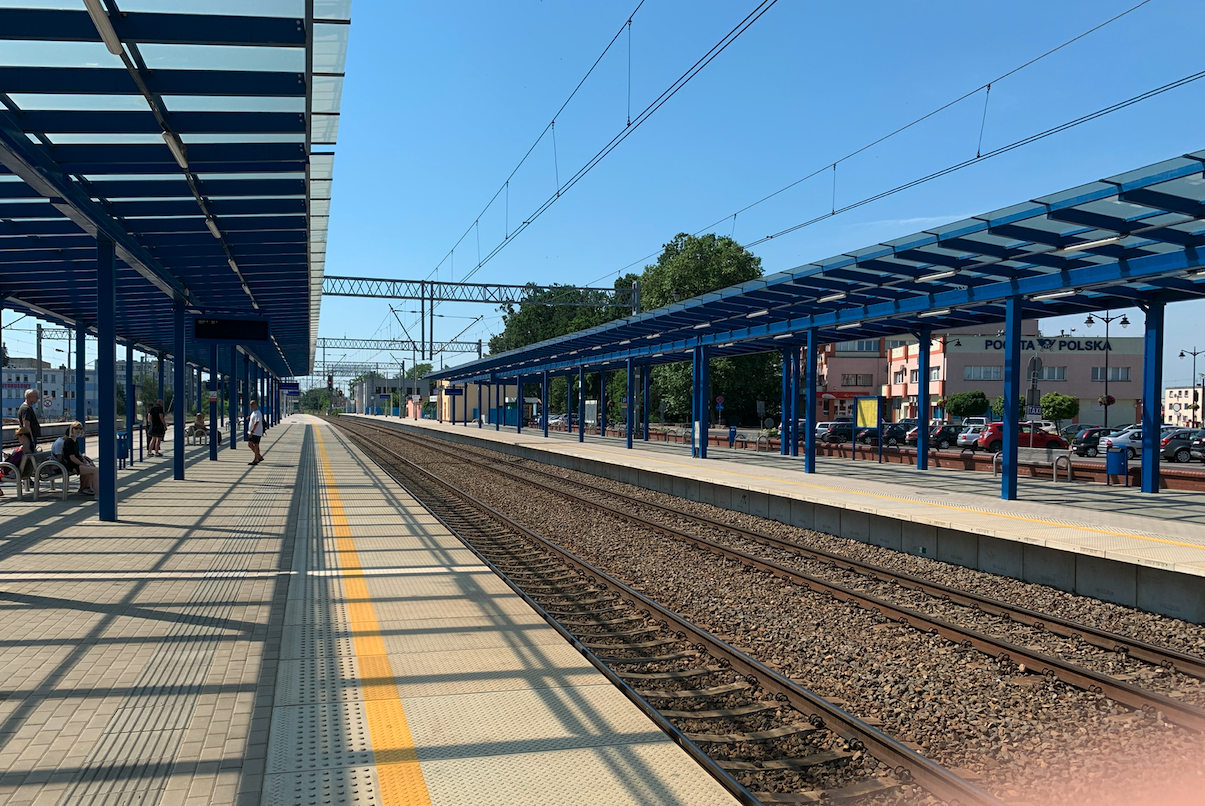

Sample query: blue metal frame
[789,345,800,457]
[543,372,550,438]
[97,236,116,521]
[173,302,185,480]
[626,358,634,449]
[1141,302,1165,493]
[125,342,135,466]
[642,366,650,441]
[599,371,606,438]
[1002,296,1022,500]
[804,328,817,474]
[916,330,931,470]
[229,346,239,450]
[578,368,585,443]
[210,345,219,462]
[779,349,790,457]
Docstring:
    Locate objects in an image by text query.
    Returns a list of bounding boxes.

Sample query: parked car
[957,425,986,450]
[1061,423,1099,440]
[906,424,962,450]
[819,422,856,443]
[814,421,840,439]
[961,416,988,428]
[1100,429,1145,460]
[1162,428,1205,463]
[1024,420,1057,433]
[976,422,1070,452]
[1191,431,1205,463]
[1072,426,1115,458]
[857,423,909,446]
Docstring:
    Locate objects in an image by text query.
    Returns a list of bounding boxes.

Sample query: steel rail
[342,418,1205,733]
[328,418,1005,806]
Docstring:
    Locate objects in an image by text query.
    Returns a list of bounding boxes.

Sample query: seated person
[193,412,208,436]
[51,426,68,462]
[1,427,34,497]
[61,421,98,496]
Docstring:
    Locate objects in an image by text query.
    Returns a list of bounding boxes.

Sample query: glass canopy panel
[116,0,302,15]
[309,179,332,199]
[311,76,344,114]
[195,172,305,180]
[313,23,350,74]
[6,94,151,111]
[162,95,305,113]
[314,0,352,21]
[181,133,304,143]
[309,153,334,180]
[0,40,122,68]
[46,133,164,144]
[309,198,330,216]
[138,44,303,72]
[310,115,339,144]
[1076,198,1160,223]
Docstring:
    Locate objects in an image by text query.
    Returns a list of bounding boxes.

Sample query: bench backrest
[1014,446,1069,462]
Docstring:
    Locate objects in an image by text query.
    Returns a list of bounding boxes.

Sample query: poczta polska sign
[979,338,1113,352]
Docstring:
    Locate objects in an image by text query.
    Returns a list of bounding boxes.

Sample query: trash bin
[1105,447,1129,486]
[728,426,737,447]
[115,434,128,469]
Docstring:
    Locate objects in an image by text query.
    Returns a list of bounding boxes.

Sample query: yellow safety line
[512,432,1203,553]
[315,428,432,806]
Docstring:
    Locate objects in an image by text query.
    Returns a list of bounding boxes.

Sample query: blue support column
[515,377,522,434]
[700,345,710,459]
[75,324,86,453]
[157,352,164,403]
[916,330,931,470]
[780,348,790,456]
[543,372,550,437]
[642,365,650,441]
[626,358,634,449]
[578,368,586,442]
[209,345,219,461]
[495,378,500,431]
[196,366,203,415]
[599,371,607,437]
[173,302,186,480]
[790,346,800,457]
[1141,301,1166,493]
[805,328,818,474]
[97,235,117,521]
[478,382,483,428]
[242,353,250,438]
[1002,297,1022,500]
[451,386,457,425]
[125,342,135,466]
[463,381,469,426]
[229,346,239,449]
[692,348,700,458]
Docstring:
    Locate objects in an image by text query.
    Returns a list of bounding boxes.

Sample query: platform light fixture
[1059,235,1123,253]
[205,217,221,239]
[835,322,860,330]
[1032,289,1077,301]
[746,309,770,318]
[818,292,848,303]
[773,333,795,340]
[83,0,124,56]
[162,132,188,170]
[920,269,958,282]
[692,322,710,329]
[918,308,952,318]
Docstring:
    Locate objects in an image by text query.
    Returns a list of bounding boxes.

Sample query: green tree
[993,395,1025,420]
[489,278,638,355]
[300,388,331,413]
[642,233,777,426]
[944,390,991,421]
[1041,392,1079,432]
[407,363,433,379]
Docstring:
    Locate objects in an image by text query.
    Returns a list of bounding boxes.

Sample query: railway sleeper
[754,778,900,804]
[687,723,819,744]
[718,749,851,771]
[638,680,752,699]
[661,701,781,719]
[619,665,726,681]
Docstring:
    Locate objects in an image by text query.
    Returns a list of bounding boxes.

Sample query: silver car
[957,425,985,450]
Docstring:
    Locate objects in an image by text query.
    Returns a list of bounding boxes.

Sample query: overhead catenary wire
[591,0,1155,284]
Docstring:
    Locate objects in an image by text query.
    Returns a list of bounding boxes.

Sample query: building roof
[0,1,349,377]
[431,152,1205,383]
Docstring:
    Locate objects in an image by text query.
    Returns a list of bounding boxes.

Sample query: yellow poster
[856,397,879,428]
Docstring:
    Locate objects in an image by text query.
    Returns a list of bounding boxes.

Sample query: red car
[976,422,1069,453]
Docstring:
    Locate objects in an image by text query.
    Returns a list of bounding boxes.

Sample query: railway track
[334,417,1205,734]
[327,419,1006,806]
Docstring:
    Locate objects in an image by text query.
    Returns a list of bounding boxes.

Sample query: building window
[885,339,910,349]
[1092,366,1130,382]
[835,340,879,352]
[909,369,919,383]
[841,374,874,387]
[930,366,941,381]
[1037,366,1065,381]
[892,368,906,384]
[963,365,1002,381]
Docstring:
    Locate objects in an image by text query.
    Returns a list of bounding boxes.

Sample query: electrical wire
[593,0,1155,284]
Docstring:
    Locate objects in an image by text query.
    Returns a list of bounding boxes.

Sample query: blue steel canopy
[0,0,350,378]
[432,151,1205,382]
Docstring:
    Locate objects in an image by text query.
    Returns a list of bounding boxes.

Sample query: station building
[1164,386,1203,428]
[816,323,1145,425]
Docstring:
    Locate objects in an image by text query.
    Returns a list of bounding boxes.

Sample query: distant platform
[358,415,1205,624]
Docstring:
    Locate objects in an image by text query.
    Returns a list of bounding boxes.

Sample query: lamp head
[1182,351,1188,359]
[1084,315,1095,327]
[1120,315,1130,328]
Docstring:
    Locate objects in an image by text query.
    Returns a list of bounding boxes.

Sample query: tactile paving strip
[280,623,357,660]
[274,656,361,705]
[267,701,375,774]
[261,765,381,806]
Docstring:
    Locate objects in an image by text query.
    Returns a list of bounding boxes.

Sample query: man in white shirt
[245,399,264,466]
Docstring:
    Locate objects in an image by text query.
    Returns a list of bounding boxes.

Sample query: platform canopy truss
[430,153,1205,383]
[0,0,351,378]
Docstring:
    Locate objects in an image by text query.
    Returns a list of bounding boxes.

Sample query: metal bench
[992,446,1073,483]
[2,452,69,501]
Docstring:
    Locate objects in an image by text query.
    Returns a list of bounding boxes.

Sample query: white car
[957,425,985,450]
[1101,429,1145,460]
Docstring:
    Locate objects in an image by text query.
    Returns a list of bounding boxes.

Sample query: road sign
[42,396,52,409]
[716,404,724,412]
[715,396,725,405]
[443,388,463,396]
[1027,405,1042,416]
[208,391,219,402]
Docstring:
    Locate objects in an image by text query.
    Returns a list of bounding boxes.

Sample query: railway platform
[0,415,739,806]
[358,415,1205,624]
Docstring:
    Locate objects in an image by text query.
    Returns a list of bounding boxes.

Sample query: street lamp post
[1180,348,1205,428]
[1084,311,1130,429]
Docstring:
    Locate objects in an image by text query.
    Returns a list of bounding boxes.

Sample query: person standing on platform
[246,399,264,466]
[147,399,166,457]
[17,389,41,450]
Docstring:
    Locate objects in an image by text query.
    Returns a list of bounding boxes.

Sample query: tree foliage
[489,278,638,355]
[993,395,1025,419]
[944,390,991,420]
[1041,392,1079,430]
[299,388,331,413]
